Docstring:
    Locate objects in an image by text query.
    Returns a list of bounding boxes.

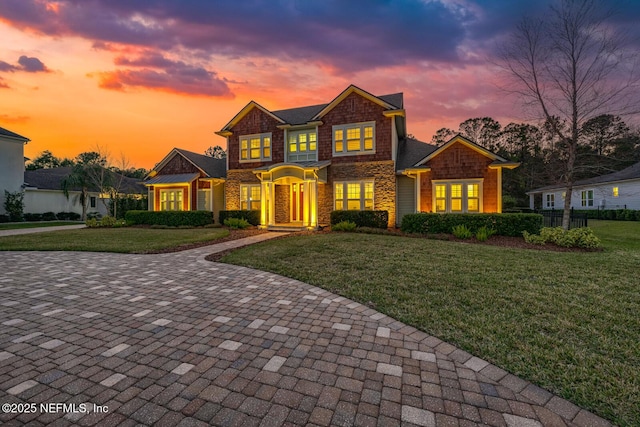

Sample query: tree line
[429,115,640,207]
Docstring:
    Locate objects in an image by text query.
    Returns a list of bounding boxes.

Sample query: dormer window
[240,133,271,162]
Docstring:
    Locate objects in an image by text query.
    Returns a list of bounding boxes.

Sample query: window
[240,133,271,162]
[432,181,483,213]
[334,181,374,210]
[545,193,555,209]
[581,189,594,207]
[160,189,183,211]
[288,129,317,162]
[613,186,619,197]
[333,122,375,155]
[90,196,97,208]
[240,185,261,210]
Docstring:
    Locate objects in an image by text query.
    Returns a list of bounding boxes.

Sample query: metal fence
[538,209,588,229]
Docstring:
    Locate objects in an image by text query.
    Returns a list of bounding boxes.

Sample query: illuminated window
[432,181,483,213]
[160,189,183,211]
[613,186,619,197]
[581,189,594,207]
[239,133,272,162]
[545,193,555,209]
[333,122,375,155]
[287,129,318,162]
[334,181,374,211]
[240,184,261,210]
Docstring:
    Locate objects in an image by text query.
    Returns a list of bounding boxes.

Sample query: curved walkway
[0,234,611,426]
[0,224,86,237]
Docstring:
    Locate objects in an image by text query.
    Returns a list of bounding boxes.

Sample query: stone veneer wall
[225,169,261,210]
[274,184,290,223]
[321,160,396,227]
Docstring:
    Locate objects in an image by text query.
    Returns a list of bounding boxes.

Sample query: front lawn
[0,227,229,253]
[221,223,639,426]
[0,221,81,230]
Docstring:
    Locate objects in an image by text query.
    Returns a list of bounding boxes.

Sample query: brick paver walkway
[0,234,612,426]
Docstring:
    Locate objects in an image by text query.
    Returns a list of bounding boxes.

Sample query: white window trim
[332,121,376,156]
[432,179,483,213]
[334,180,375,211]
[580,189,594,207]
[286,128,318,162]
[239,132,272,163]
[240,184,261,211]
[159,189,184,211]
[544,193,555,209]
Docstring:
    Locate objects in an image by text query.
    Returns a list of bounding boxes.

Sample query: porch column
[302,181,311,227]
[308,181,317,228]
[529,193,535,210]
[268,182,276,226]
[260,181,269,227]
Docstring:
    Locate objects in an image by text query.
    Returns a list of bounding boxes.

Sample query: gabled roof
[149,148,226,179]
[0,126,30,142]
[24,167,146,193]
[396,138,438,172]
[310,85,402,120]
[217,101,285,133]
[216,85,404,132]
[414,134,518,169]
[529,161,640,193]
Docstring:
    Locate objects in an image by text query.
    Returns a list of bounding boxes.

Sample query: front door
[291,183,304,222]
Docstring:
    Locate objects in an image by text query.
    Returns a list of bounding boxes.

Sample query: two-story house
[0,126,30,216]
[146,85,518,229]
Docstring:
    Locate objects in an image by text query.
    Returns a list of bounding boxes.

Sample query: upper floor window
[581,189,594,207]
[288,129,317,162]
[333,122,375,156]
[240,133,271,162]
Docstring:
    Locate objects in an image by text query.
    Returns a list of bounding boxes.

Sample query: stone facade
[225,169,261,211]
[274,184,290,223]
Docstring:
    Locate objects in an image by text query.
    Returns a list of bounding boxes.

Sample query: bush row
[219,210,260,226]
[523,227,602,249]
[330,210,389,229]
[125,210,214,227]
[2,211,82,222]
[401,213,543,237]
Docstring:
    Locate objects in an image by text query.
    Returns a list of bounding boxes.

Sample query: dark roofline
[0,126,30,142]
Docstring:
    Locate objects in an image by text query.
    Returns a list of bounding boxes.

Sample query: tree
[62,150,110,220]
[3,190,24,222]
[458,117,501,151]
[430,128,456,146]
[26,150,62,170]
[204,145,226,159]
[498,0,640,229]
[61,163,91,221]
[581,114,629,157]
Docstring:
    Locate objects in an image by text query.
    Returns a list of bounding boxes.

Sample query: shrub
[575,209,640,221]
[109,195,148,219]
[401,213,542,237]
[330,210,388,229]
[41,212,57,221]
[100,216,117,227]
[475,226,496,242]
[23,213,43,222]
[523,227,601,249]
[85,218,99,228]
[0,214,9,223]
[523,230,546,245]
[452,224,473,239]
[57,212,81,221]
[219,210,260,226]
[332,220,357,232]
[224,217,250,229]
[125,210,214,227]
[3,190,24,222]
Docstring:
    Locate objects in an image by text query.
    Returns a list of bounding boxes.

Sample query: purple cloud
[18,55,49,72]
[94,52,232,97]
[0,60,18,72]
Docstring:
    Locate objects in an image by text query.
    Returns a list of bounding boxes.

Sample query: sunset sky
[1,0,639,169]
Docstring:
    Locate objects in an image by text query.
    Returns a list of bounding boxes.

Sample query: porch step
[266,225,308,232]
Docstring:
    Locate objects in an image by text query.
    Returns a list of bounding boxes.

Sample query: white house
[0,127,30,215]
[528,161,640,210]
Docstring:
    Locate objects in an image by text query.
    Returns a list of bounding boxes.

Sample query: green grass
[0,221,81,230]
[221,224,640,426]
[0,227,229,253]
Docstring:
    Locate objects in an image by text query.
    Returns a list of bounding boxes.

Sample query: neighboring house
[148,85,518,229]
[24,167,146,217]
[144,148,226,221]
[528,161,640,210]
[0,126,30,215]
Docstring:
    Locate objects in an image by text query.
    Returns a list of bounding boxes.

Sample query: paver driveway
[0,235,611,426]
